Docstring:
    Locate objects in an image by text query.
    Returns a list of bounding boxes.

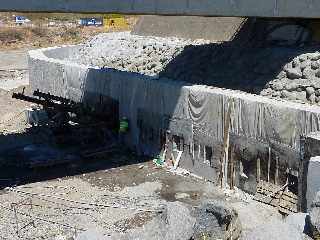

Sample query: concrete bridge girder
[1,0,320,18]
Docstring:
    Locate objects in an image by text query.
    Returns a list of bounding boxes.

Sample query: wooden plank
[254,180,298,213]
[257,158,261,183]
[268,147,271,182]
[275,157,279,185]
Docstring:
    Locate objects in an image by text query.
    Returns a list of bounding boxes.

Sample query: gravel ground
[0,177,164,239]
[0,50,28,71]
[0,154,312,240]
[0,158,227,240]
[0,70,29,91]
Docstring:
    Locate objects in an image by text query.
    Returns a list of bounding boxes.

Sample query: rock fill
[69,32,320,105]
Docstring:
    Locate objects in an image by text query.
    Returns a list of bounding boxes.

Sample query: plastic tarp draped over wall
[29,46,320,169]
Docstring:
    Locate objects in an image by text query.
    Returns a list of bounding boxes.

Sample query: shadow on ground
[0,126,149,190]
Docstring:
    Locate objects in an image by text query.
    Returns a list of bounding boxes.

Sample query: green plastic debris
[153,155,165,167]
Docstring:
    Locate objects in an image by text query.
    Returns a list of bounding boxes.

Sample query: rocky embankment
[261,52,320,104]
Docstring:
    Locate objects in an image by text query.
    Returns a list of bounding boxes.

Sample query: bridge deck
[1,0,320,19]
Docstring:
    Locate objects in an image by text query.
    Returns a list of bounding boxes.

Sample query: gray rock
[309,94,316,104]
[281,90,290,98]
[285,82,299,91]
[284,62,293,71]
[272,91,281,97]
[310,52,320,61]
[192,200,241,240]
[302,67,315,79]
[276,71,287,79]
[296,87,304,92]
[292,58,301,68]
[306,86,315,96]
[271,82,285,91]
[315,89,320,96]
[113,202,196,240]
[299,54,309,62]
[260,88,273,96]
[295,91,307,101]
[281,90,297,100]
[300,60,311,71]
[286,68,303,80]
[311,61,320,70]
[315,70,320,78]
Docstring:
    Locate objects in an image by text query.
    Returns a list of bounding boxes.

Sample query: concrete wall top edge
[30,45,320,116]
[2,0,320,18]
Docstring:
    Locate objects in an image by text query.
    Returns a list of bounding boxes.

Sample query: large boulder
[286,68,303,80]
[109,202,196,240]
[192,200,242,240]
[103,200,242,240]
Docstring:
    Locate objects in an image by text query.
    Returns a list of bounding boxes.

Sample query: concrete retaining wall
[29,46,320,195]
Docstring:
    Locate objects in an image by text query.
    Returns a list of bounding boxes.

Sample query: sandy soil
[0,50,28,70]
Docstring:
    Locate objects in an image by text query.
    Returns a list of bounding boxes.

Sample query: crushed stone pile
[69,32,208,77]
[261,51,320,104]
[69,28,320,105]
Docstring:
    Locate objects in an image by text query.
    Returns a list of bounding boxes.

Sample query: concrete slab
[2,0,320,18]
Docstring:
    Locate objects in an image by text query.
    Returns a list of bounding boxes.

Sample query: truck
[78,18,103,27]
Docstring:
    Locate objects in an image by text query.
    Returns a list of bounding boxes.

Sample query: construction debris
[254,180,298,214]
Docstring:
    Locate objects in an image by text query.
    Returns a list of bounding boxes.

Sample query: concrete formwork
[29,45,320,201]
[3,0,320,18]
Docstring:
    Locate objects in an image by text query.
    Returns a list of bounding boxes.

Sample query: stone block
[307,156,320,210]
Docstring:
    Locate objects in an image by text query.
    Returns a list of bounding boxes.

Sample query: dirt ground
[0,148,276,240]
[0,49,31,130]
[0,50,27,70]
[0,78,278,239]
[0,49,235,239]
